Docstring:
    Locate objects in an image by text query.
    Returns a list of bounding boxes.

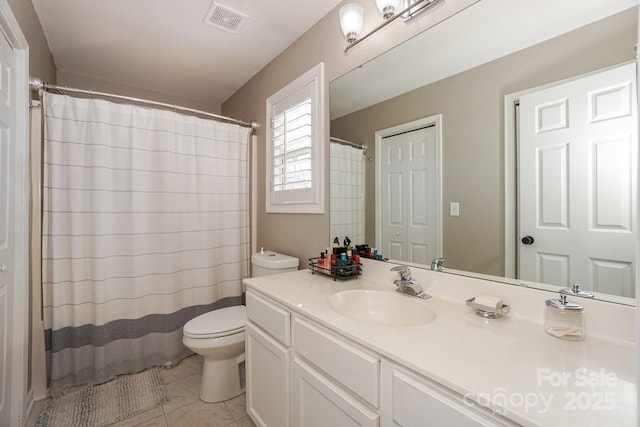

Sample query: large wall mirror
[329,0,639,305]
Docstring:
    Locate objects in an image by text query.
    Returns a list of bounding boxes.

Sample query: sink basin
[327,290,436,327]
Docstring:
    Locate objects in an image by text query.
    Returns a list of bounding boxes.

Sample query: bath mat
[37,368,169,427]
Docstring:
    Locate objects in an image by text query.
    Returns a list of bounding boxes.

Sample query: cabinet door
[293,357,379,427]
[389,367,509,427]
[293,316,380,407]
[246,322,290,427]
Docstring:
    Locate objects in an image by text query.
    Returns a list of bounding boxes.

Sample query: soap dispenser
[544,294,585,341]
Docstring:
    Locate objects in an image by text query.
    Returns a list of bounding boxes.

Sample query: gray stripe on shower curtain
[41,93,251,392]
[44,296,243,352]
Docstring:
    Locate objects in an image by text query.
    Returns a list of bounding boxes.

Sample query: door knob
[0,264,5,272]
[521,236,535,245]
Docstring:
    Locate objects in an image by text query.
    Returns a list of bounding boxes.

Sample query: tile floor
[26,355,256,427]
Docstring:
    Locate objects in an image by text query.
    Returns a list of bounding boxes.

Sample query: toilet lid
[183,305,246,338]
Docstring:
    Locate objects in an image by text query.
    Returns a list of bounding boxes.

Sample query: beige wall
[8,0,220,113]
[222,0,478,267]
[8,0,56,83]
[58,70,222,114]
[7,0,222,116]
[331,9,637,276]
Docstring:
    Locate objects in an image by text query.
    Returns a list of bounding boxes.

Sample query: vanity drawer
[390,366,517,427]
[246,290,291,347]
[293,316,380,408]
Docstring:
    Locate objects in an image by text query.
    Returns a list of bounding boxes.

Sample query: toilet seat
[183,305,246,339]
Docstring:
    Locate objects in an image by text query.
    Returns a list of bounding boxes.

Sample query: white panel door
[381,126,438,264]
[0,25,16,427]
[519,63,637,297]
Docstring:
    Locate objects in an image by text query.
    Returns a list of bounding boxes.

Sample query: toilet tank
[252,250,299,277]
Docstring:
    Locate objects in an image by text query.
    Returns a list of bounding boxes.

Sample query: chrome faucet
[391,266,431,299]
[431,257,444,271]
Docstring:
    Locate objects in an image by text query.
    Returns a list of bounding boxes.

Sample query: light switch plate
[450,202,460,216]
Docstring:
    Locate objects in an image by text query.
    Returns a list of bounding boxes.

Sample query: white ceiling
[31,0,343,107]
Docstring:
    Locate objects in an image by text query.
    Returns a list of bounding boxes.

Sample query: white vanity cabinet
[291,316,380,427]
[292,357,379,427]
[382,364,516,427]
[246,290,292,427]
[246,288,380,427]
[246,288,517,427]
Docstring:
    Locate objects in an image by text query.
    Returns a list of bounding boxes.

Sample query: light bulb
[375,0,401,19]
[339,3,364,44]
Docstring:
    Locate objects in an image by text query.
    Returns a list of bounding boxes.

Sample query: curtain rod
[330,136,365,150]
[29,78,259,131]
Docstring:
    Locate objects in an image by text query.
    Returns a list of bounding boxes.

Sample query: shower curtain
[329,142,365,246]
[41,93,251,391]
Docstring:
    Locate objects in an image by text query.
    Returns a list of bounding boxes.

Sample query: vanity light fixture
[341,0,442,53]
[339,4,364,45]
[376,0,401,19]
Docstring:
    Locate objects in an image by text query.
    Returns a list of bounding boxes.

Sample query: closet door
[380,125,438,265]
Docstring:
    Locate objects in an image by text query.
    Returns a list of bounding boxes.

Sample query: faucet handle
[391,265,412,281]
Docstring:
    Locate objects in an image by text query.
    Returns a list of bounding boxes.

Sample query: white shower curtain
[41,93,251,391]
[330,142,365,246]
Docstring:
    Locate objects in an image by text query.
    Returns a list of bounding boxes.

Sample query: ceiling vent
[204,2,249,34]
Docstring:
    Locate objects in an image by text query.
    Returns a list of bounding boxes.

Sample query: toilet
[182,250,298,403]
[251,249,299,277]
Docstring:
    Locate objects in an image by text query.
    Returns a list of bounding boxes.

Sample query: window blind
[272,98,312,192]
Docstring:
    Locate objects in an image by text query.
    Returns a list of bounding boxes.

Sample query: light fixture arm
[344,0,442,53]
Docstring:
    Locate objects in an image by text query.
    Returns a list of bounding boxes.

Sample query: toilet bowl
[182,305,246,403]
[183,250,299,403]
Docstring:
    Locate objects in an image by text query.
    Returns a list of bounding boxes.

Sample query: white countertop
[243,262,636,427]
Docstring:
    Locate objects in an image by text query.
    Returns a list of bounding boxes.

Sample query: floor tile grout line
[161,404,169,427]
[223,400,233,420]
